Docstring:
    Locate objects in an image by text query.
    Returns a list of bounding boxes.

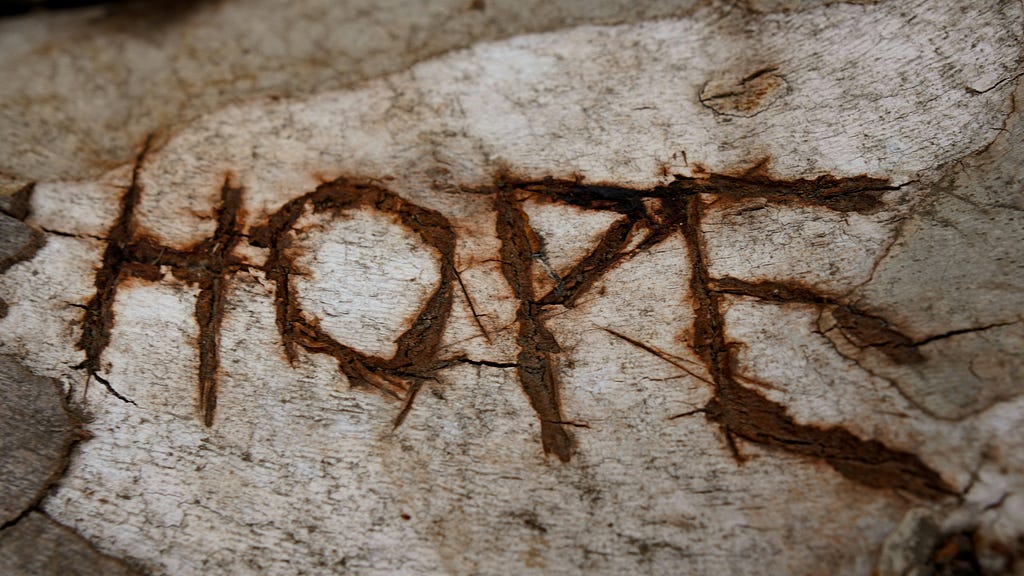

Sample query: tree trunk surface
[1,1,1022,574]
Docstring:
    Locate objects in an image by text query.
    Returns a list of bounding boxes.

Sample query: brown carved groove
[1,183,44,276]
[74,149,953,497]
[75,138,246,422]
[493,185,574,460]
[491,173,950,496]
[708,277,925,364]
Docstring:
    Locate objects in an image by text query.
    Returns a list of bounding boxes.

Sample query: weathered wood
[0,0,1022,574]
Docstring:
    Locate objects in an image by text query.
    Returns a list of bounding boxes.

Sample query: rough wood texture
[0,0,705,193]
[0,0,1022,574]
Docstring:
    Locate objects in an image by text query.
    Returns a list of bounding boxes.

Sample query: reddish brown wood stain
[74,146,953,499]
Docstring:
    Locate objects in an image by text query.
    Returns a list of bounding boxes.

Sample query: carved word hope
[73,155,950,498]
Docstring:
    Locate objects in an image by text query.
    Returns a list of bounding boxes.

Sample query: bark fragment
[0,184,42,274]
[0,356,81,526]
[0,512,140,576]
